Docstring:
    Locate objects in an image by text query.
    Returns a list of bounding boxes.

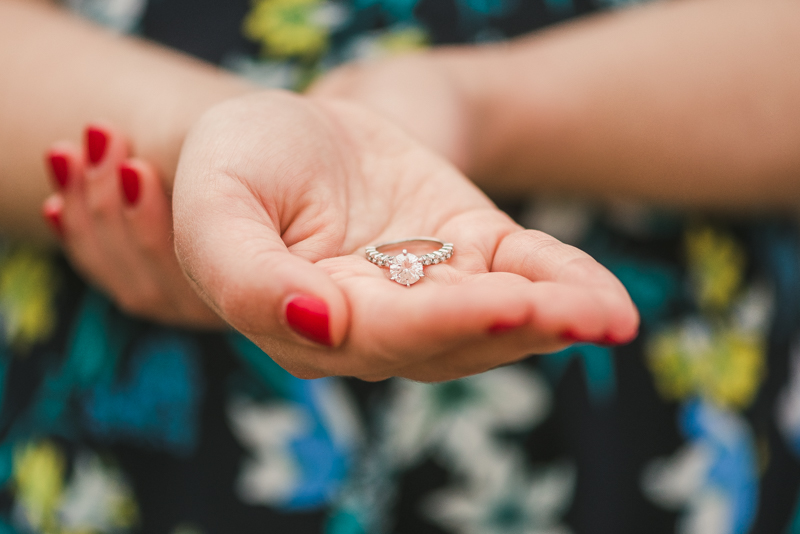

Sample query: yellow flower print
[13,440,65,533]
[0,246,58,349]
[243,0,342,59]
[685,226,745,312]
[376,26,428,54]
[647,320,765,409]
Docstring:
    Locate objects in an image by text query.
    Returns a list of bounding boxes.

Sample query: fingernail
[46,151,69,190]
[286,295,332,346]
[561,330,633,346]
[41,202,63,238]
[561,330,586,343]
[597,334,621,346]
[119,163,140,206]
[598,331,638,346]
[488,321,523,335]
[85,126,108,165]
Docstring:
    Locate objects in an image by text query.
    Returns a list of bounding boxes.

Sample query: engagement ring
[365,237,454,287]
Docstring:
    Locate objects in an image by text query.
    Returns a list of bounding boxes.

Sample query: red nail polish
[286,296,332,346]
[46,152,69,190]
[561,330,585,343]
[41,203,63,238]
[598,334,621,346]
[119,163,140,206]
[488,321,522,335]
[85,126,108,165]
[599,331,638,346]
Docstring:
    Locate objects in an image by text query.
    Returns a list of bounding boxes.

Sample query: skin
[43,124,224,328]
[0,0,253,241]
[8,0,799,378]
[312,0,800,209]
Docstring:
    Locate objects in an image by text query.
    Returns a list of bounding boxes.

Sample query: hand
[307,53,470,170]
[41,123,225,329]
[173,91,639,382]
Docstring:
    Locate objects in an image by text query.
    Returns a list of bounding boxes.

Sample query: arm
[314,0,800,209]
[0,0,254,241]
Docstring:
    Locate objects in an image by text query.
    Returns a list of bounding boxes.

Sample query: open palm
[173,91,638,381]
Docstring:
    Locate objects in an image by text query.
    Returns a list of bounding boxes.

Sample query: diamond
[389,252,424,287]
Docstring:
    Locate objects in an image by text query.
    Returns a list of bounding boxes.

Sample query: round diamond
[390,252,424,286]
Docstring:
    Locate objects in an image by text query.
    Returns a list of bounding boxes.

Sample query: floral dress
[2,0,799,532]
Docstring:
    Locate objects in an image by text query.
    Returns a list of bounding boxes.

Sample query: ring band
[365,237,454,287]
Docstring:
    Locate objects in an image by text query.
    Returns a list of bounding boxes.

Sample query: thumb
[174,207,349,351]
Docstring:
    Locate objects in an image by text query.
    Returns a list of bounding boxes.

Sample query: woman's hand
[307,53,471,171]
[42,123,225,329]
[173,91,639,382]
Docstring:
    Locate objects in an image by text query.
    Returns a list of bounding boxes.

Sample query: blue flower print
[82,332,203,455]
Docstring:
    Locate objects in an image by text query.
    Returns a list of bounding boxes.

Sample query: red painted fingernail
[561,330,585,343]
[488,321,523,335]
[85,126,108,165]
[599,331,638,346]
[119,163,140,206]
[46,151,69,190]
[286,296,332,347]
[41,203,63,238]
[599,334,622,346]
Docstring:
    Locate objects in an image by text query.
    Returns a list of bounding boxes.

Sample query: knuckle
[86,189,116,221]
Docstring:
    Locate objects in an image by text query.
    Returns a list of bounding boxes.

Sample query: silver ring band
[365,237,454,267]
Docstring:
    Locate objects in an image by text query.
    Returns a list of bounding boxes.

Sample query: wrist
[432,38,575,197]
[124,48,257,188]
[432,45,521,190]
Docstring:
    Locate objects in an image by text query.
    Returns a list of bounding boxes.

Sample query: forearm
[439,0,800,209]
[0,0,255,241]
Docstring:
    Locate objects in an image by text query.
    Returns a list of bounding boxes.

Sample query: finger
[45,141,86,194]
[55,129,162,317]
[394,328,566,383]
[83,122,130,227]
[492,229,640,343]
[119,158,225,329]
[52,132,122,277]
[43,142,85,239]
[45,142,114,267]
[45,142,84,193]
[118,158,171,253]
[79,123,147,290]
[173,185,350,352]
[304,257,559,377]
